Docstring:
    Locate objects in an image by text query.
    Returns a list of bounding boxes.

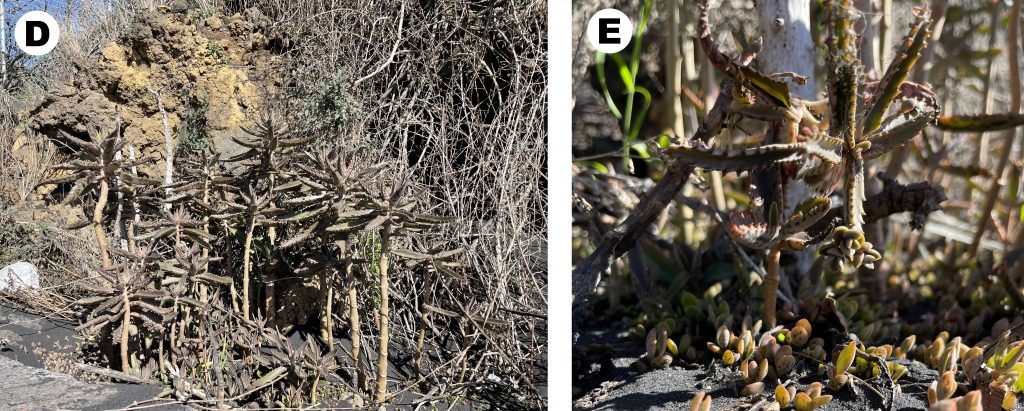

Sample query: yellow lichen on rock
[28,7,282,177]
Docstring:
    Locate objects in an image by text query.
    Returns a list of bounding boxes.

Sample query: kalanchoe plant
[75,245,171,374]
[679,1,939,328]
[43,123,140,270]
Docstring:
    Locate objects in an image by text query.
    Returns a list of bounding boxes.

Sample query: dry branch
[571,80,734,333]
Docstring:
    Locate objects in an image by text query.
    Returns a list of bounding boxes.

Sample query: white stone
[0,261,40,291]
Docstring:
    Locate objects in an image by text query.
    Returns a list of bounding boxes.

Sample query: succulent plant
[826,341,857,390]
[929,389,982,411]
[641,323,674,370]
[689,0,938,329]
[781,382,833,411]
[690,391,712,411]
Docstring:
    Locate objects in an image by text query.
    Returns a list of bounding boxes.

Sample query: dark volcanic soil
[572,321,956,411]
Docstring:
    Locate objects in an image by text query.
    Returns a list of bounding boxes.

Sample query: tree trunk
[150,89,174,212]
[756,0,815,99]
[266,175,277,323]
[349,273,364,390]
[756,0,816,312]
[1,2,7,86]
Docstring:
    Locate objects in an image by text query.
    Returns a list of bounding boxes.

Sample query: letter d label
[16,11,60,56]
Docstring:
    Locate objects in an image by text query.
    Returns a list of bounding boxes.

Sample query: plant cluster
[44,107,462,406]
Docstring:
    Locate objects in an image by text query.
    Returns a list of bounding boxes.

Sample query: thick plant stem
[222,220,239,313]
[94,178,112,270]
[764,243,782,329]
[320,270,330,341]
[242,214,256,319]
[968,0,1021,258]
[349,275,364,390]
[120,289,131,374]
[375,225,391,403]
[266,175,277,323]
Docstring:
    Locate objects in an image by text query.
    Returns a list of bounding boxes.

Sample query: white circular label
[586,9,633,54]
[15,11,60,56]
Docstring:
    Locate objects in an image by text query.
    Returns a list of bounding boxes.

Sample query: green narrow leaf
[135,227,175,241]
[740,66,791,108]
[196,273,233,285]
[862,10,931,134]
[251,366,287,388]
[594,53,622,119]
[836,341,857,375]
[783,197,831,235]
[862,110,934,160]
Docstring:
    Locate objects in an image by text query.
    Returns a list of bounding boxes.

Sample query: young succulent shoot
[642,323,674,370]
[739,357,769,396]
[929,371,959,405]
[776,384,795,407]
[928,390,982,411]
[690,391,712,411]
[786,319,812,348]
[708,324,756,366]
[827,341,857,390]
[791,382,833,411]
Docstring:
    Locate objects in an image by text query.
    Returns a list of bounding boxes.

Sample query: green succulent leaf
[836,341,857,375]
[666,143,807,172]
[862,109,935,159]
[862,10,931,134]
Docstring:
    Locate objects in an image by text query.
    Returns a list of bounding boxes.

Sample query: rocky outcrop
[27,8,284,176]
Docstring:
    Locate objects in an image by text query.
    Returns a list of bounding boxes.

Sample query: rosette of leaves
[164,148,237,303]
[272,147,379,388]
[212,183,278,320]
[135,208,212,250]
[42,124,140,270]
[75,246,171,374]
[827,341,857,390]
[253,326,340,405]
[222,111,309,320]
[158,245,233,364]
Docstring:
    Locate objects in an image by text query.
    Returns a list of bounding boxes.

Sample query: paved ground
[0,302,173,411]
[0,355,170,411]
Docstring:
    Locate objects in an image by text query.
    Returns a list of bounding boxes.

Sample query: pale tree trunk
[756,0,815,100]
[374,225,392,403]
[1,2,7,86]
[150,88,174,211]
[756,0,815,320]
[879,0,893,71]
[756,0,816,212]
[666,0,694,243]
